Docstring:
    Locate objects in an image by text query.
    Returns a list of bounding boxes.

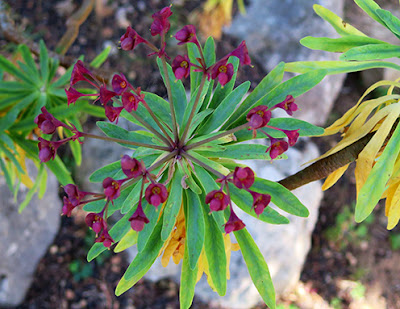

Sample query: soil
[2,0,400,309]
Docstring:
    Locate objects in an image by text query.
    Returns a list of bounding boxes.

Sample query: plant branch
[180,74,207,146]
[160,56,179,142]
[182,151,226,179]
[80,132,170,151]
[278,133,373,190]
[55,0,95,55]
[147,150,178,173]
[185,123,249,150]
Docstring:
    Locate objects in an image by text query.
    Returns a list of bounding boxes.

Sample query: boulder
[0,165,60,306]
[224,0,346,126]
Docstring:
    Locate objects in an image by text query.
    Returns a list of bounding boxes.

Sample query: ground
[2,0,400,308]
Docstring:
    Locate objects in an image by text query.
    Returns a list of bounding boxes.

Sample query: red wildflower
[145,183,168,208]
[38,138,63,162]
[211,60,234,86]
[266,137,289,160]
[205,189,230,212]
[120,26,147,51]
[246,105,272,130]
[112,74,130,95]
[105,105,123,123]
[99,86,117,105]
[121,155,144,179]
[70,60,95,86]
[282,129,300,146]
[102,177,124,201]
[150,7,173,36]
[233,167,255,189]
[224,208,245,233]
[129,202,149,232]
[273,95,298,116]
[95,228,114,248]
[228,41,252,66]
[35,107,71,134]
[85,212,106,235]
[249,191,271,216]
[174,25,199,46]
[62,197,76,217]
[122,91,139,112]
[172,55,191,80]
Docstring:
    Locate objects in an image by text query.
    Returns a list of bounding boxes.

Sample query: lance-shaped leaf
[376,8,400,39]
[179,238,198,309]
[354,0,385,27]
[340,43,400,61]
[114,229,138,253]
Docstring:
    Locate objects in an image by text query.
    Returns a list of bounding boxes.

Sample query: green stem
[129,110,172,147]
[180,75,207,146]
[147,150,178,173]
[182,151,226,179]
[161,56,179,143]
[141,100,175,146]
[185,123,249,150]
[80,132,170,151]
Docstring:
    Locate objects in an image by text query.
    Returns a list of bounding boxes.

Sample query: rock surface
[0,166,60,306]
[126,139,323,308]
[224,0,346,126]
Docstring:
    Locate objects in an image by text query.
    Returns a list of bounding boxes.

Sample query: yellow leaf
[322,164,350,190]
[387,184,400,229]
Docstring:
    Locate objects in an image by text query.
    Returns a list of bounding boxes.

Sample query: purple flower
[70,60,95,86]
[99,86,117,105]
[122,91,139,112]
[249,191,271,216]
[38,138,63,162]
[62,197,76,217]
[120,26,147,51]
[103,177,124,201]
[95,228,114,248]
[210,60,234,86]
[150,7,173,36]
[273,95,298,116]
[35,107,71,134]
[112,74,130,95]
[282,129,300,147]
[121,155,144,179]
[145,183,168,208]
[266,137,289,160]
[85,212,106,235]
[205,189,230,212]
[174,25,199,46]
[224,208,245,234]
[246,105,272,130]
[105,104,123,123]
[129,202,149,231]
[233,167,255,189]
[172,55,191,80]
[228,41,252,66]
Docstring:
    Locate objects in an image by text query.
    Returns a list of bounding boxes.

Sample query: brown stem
[142,100,174,146]
[278,133,373,190]
[55,0,95,55]
[182,151,226,179]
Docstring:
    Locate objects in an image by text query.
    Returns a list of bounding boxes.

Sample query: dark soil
[3,1,400,309]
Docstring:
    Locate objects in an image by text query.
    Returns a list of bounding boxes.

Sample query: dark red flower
[150,7,173,36]
[62,197,76,217]
[273,95,298,116]
[246,105,271,130]
[70,60,95,86]
[120,26,147,51]
[99,86,117,105]
[63,184,91,207]
[95,228,114,248]
[85,212,106,235]
[172,55,191,80]
[228,41,252,66]
[145,183,168,208]
[65,87,90,106]
[112,74,130,95]
[205,189,230,212]
[211,60,234,86]
[174,25,198,46]
[224,208,245,234]
[38,138,63,162]
[266,137,289,160]
[105,105,123,123]
[103,177,124,201]
[282,129,300,146]
[35,107,70,134]
[129,202,149,231]
[233,167,255,189]
[121,155,144,179]
[122,91,139,112]
[249,191,271,216]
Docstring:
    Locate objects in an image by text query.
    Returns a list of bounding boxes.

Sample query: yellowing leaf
[322,164,350,190]
[388,184,400,229]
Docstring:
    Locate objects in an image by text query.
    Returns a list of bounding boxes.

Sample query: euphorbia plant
[35,6,325,308]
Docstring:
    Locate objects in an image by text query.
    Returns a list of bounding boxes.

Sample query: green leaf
[234,228,276,309]
[178,160,202,194]
[208,57,240,109]
[162,168,183,241]
[51,62,73,88]
[340,43,400,61]
[355,122,400,222]
[313,4,366,37]
[186,150,230,175]
[137,202,159,252]
[184,189,205,270]
[97,121,158,149]
[252,177,309,217]
[114,229,138,253]
[200,199,227,296]
[19,165,45,212]
[198,81,250,135]
[89,160,121,183]
[188,42,203,94]
[229,184,289,224]
[235,118,325,142]
[38,167,47,199]
[375,9,400,39]
[45,156,74,186]
[203,36,216,67]
[196,144,281,161]
[18,44,40,78]
[90,46,111,68]
[285,60,400,75]
[121,181,145,214]
[0,133,15,151]
[0,142,23,173]
[188,108,214,137]
[354,0,385,27]
[124,214,164,281]
[39,40,49,86]
[143,92,172,124]
[0,81,35,93]
[223,62,285,130]
[157,57,187,126]
[64,119,82,166]
[179,237,198,309]
[0,157,13,191]
[300,35,386,53]
[0,54,35,85]
[0,92,38,131]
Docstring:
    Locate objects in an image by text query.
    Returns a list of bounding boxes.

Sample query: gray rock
[126,139,323,308]
[0,166,60,306]
[224,0,346,126]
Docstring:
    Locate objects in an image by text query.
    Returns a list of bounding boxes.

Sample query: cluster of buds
[61,154,169,247]
[205,166,271,234]
[65,60,145,123]
[247,95,299,159]
[34,107,82,162]
[171,24,252,86]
